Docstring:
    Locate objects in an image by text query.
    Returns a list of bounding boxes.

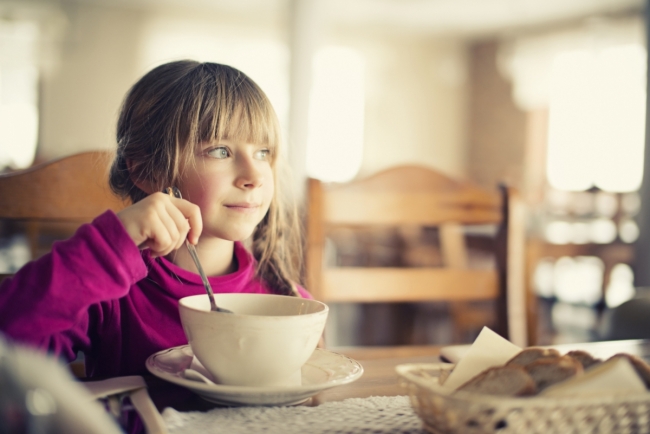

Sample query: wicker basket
[396,363,650,434]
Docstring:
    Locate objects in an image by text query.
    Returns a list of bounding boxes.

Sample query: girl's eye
[255,149,271,160]
[208,147,229,159]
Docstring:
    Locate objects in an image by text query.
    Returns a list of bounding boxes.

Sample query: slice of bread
[524,355,583,392]
[542,356,647,397]
[457,366,537,397]
[567,350,602,370]
[506,348,560,367]
[608,353,650,389]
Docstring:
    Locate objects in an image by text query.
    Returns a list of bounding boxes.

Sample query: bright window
[0,20,39,170]
[605,263,635,308]
[546,44,646,192]
[306,46,365,183]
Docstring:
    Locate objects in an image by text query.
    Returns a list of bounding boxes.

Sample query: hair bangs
[196,70,281,161]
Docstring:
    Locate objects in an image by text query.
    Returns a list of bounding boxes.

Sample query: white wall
[38,2,288,160]
[39,3,146,159]
[344,32,469,178]
[34,1,470,181]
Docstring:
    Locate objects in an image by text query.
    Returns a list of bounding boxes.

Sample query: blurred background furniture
[0,150,129,265]
[598,288,650,341]
[306,165,531,347]
[0,333,165,434]
[525,189,638,345]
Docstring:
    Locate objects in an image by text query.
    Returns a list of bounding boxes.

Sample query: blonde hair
[109,60,302,296]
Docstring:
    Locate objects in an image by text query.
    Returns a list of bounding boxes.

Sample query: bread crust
[567,350,602,370]
[506,348,560,367]
[524,356,583,392]
[457,366,537,397]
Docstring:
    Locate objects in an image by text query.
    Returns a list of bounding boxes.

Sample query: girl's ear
[126,159,155,195]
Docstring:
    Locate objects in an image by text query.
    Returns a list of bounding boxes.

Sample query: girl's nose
[235,157,264,189]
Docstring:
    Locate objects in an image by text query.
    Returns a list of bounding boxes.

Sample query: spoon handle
[163,186,223,313]
[185,241,219,312]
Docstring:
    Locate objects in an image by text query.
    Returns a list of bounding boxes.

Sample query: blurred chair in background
[0,150,129,269]
[599,289,650,341]
[306,165,531,347]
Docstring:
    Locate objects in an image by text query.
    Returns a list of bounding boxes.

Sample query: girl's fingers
[164,200,192,251]
[144,213,174,257]
[147,197,200,255]
[116,192,203,253]
[173,199,203,245]
[156,204,182,251]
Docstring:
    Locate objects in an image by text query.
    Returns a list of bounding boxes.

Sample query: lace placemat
[162,395,425,434]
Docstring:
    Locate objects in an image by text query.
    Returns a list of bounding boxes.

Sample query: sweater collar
[143,241,256,293]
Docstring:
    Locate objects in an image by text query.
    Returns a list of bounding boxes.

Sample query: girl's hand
[116,192,203,257]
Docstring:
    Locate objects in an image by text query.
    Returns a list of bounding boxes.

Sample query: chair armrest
[83,376,168,434]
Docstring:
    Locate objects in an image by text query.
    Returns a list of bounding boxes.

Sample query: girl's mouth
[224,202,260,212]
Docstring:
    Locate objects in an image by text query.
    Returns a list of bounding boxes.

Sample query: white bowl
[178,293,328,387]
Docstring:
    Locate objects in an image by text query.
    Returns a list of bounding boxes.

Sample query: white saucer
[146,346,364,406]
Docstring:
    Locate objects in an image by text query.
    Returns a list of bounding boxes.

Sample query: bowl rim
[178,293,329,318]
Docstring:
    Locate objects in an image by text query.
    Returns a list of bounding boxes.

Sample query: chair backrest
[0,151,128,222]
[306,165,528,346]
[0,151,130,267]
[598,295,650,341]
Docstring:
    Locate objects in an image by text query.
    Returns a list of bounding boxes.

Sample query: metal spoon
[164,187,233,314]
[182,368,217,385]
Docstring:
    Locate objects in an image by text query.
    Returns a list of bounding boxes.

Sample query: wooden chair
[306,165,530,347]
[0,150,130,376]
[0,150,129,260]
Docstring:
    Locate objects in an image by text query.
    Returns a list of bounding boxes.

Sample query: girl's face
[178,138,274,243]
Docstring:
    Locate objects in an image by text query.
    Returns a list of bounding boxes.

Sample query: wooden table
[148,339,650,413]
[311,346,441,404]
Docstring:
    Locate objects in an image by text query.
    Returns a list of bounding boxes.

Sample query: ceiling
[20,0,646,39]
[327,0,644,38]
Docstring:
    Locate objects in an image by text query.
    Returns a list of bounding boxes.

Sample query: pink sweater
[0,211,310,378]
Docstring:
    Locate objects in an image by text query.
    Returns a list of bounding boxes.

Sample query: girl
[0,60,310,379]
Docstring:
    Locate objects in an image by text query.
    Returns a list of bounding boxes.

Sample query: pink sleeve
[0,211,147,360]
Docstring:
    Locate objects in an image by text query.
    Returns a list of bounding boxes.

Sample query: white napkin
[442,326,521,390]
[542,357,647,397]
